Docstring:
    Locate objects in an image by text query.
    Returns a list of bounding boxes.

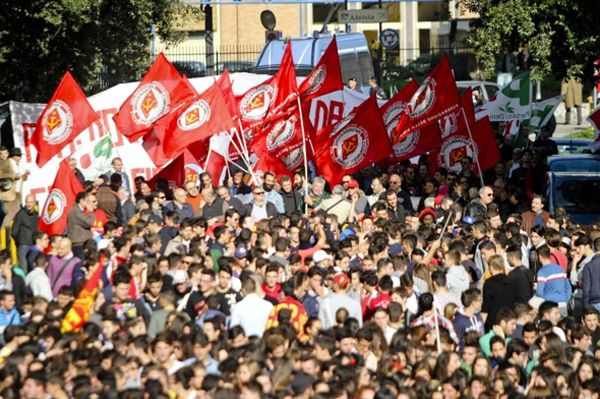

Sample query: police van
[253,33,375,93]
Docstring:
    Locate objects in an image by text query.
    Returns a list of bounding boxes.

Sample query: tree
[463,0,600,84]
[0,0,198,102]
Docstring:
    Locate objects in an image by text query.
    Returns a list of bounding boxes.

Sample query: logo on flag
[240,85,276,120]
[439,112,459,139]
[305,65,327,96]
[177,100,211,131]
[41,100,73,145]
[408,77,436,118]
[130,81,170,125]
[282,147,303,170]
[383,102,408,136]
[331,125,369,168]
[43,189,67,224]
[440,136,477,172]
[392,132,419,156]
[266,115,298,151]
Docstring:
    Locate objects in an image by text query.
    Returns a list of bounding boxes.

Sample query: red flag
[395,55,461,143]
[314,96,391,186]
[235,42,297,134]
[216,69,237,118]
[149,149,200,190]
[38,160,84,236]
[61,255,106,333]
[429,88,500,173]
[252,104,313,158]
[203,134,232,186]
[255,141,307,179]
[113,53,195,141]
[160,79,235,157]
[299,37,343,104]
[269,41,299,116]
[378,81,440,163]
[235,75,278,134]
[32,72,98,167]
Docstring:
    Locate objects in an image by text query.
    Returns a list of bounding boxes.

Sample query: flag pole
[232,121,261,186]
[460,108,485,187]
[296,95,310,216]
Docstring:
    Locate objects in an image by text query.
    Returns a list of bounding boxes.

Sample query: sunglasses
[254,191,264,195]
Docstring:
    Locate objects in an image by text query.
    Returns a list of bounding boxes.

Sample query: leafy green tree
[0,0,197,102]
[463,0,600,83]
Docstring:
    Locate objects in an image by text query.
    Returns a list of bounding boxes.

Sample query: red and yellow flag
[61,256,105,333]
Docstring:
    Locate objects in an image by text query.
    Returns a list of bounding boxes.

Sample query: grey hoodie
[446,266,470,299]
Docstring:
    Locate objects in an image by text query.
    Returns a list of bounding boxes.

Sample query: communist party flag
[254,141,307,179]
[235,41,297,134]
[394,55,461,143]
[32,71,98,167]
[61,254,106,333]
[299,36,343,104]
[429,88,500,173]
[314,96,391,186]
[113,53,195,142]
[38,159,84,236]
[160,77,235,157]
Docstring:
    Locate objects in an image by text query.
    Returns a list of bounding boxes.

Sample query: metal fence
[154,44,264,76]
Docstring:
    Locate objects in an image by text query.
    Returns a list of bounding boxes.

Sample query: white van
[254,33,375,92]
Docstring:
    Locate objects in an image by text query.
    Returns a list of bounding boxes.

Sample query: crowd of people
[0,138,600,399]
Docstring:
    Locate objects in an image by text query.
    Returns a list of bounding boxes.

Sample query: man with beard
[263,172,284,214]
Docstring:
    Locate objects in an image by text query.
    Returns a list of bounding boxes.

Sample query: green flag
[530,95,562,133]
[476,72,531,122]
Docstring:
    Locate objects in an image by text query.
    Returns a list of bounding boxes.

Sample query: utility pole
[204,4,214,76]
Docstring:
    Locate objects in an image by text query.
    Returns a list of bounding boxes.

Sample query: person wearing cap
[0,147,30,229]
[346,179,370,222]
[317,272,362,329]
[315,185,351,224]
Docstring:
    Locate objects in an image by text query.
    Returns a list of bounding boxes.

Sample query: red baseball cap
[333,273,349,288]
[346,179,359,189]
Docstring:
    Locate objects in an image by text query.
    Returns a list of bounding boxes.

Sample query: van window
[340,53,361,86]
[358,52,374,83]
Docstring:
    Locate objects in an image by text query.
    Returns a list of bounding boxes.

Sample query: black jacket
[12,208,39,246]
[465,199,487,222]
[508,266,533,304]
[241,202,278,219]
[583,254,600,305]
[482,274,518,331]
[281,189,303,216]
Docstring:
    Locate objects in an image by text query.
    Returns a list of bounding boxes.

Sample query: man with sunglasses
[242,187,278,222]
[465,186,494,222]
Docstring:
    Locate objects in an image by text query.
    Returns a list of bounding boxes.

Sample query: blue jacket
[536,263,572,303]
[583,254,600,305]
